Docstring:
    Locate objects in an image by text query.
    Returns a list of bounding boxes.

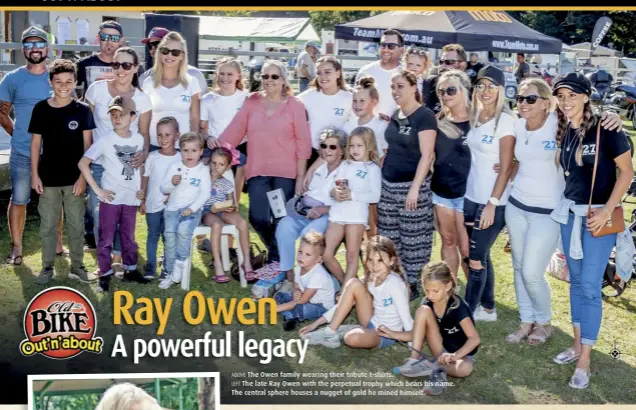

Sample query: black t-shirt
[77,54,112,93]
[28,99,96,187]
[465,62,484,85]
[421,75,441,114]
[382,105,437,183]
[424,295,478,357]
[431,120,471,199]
[560,123,631,205]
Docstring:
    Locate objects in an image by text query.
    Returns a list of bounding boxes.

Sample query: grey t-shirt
[515,62,530,82]
[296,51,316,79]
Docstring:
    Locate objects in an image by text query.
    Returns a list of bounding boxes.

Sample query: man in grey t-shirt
[295,41,318,92]
[515,53,530,83]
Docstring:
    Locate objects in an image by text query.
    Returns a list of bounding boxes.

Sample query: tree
[198,377,215,410]
[308,11,383,34]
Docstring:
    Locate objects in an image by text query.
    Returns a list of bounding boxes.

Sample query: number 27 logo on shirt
[181,95,191,102]
[399,126,412,135]
[481,135,494,144]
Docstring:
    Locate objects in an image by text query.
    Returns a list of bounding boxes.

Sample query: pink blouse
[219,93,312,180]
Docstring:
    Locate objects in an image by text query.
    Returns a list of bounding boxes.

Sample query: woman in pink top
[219,59,312,272]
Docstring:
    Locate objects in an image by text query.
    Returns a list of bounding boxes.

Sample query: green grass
[1,128,636,405]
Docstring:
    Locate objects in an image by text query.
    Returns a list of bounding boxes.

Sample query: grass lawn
[1,127,636,405]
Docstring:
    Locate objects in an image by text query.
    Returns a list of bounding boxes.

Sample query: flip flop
[5,254,23,265]
[553,347,580,365]
[214,274,230,283]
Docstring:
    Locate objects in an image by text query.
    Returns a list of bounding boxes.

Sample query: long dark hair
[392,69,422,104]
[114,47,142,91]
[311,56,348,92]
[555,98,596,167]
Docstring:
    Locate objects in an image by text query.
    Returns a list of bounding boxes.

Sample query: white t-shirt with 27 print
[298,88,352,150]
[464,112,516,205]
[200,89,248,141]
[142,74,201,148]
[343,115,389,157]
[84,80,152,144]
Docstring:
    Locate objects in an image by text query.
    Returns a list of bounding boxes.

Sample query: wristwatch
[488,196,500,206]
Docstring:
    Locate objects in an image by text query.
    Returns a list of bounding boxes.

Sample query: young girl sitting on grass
[299,235,413,350]
[322,127,382,284]
[275,230,337,331]
[382,260,480,396]
[202,147,255,283]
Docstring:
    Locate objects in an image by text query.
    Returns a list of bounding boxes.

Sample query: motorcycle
[587,69,636,129]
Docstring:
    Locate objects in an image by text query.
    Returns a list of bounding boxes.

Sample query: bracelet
[602,206,613,219]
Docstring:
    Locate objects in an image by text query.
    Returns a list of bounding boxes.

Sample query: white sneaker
[304,326,341,348]
[172,260,184,283]
[473,306,497,322]
[398,357,439,378]
[158,276,176,289]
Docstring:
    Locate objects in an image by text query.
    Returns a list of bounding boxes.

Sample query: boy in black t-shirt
[379,261,480,396]
[29,59,97,285]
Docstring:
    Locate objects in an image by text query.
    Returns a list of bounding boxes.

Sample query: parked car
[504,71,518,109]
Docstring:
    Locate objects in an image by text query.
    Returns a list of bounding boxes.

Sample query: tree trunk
[198,377,215,410]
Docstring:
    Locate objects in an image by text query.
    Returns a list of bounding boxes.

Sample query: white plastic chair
[181,169,246,290]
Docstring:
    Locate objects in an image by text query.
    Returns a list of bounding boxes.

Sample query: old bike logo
[20,287,103,359]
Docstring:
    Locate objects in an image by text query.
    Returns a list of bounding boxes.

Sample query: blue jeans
[299,78,310,93]
[145,211,165,277]
[9,149,32,205]
[274,292,327,321]
[367,322,397,349]
[561,213,616,346]
[247,176,296,263]
[463,198,506,312]
[87,163,121,255]
[275,212,330,272]
[505,202,559,324]
[163,208,203,274]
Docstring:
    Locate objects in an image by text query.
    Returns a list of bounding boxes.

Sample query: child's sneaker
[304,326,340,348]
[398,357,439,378]
[172,260,184,283]
[423,368,449,396]
[124,269,151,284]
[158,275,177,289]
[473,306,498,322]
[158,268,168,281]
[282,318,300,331]
[36,266,54,285]
[94,276,111,293]
[69,265,98,283]
[143,264,157,280]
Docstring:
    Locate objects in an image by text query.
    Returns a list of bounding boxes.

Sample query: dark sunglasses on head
[148,41,161,49]
[440,59,458,65]
[380,42,400,50]
[23,41,48,50]
[320,143,338,150]
[438,86,458,96]
[99,33,122,43]
[159,47,183,57]
[261,74,281,80]
[516,95,547,104]
[111,62,135,71]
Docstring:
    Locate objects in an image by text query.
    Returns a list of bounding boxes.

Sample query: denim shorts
[432,192,464,213]
[367,322,397,349]
[202,208,223,219]
[442,348,475,362]
[9,149,32,205]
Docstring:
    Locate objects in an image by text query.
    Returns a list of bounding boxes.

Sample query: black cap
[99,21,123,36]
[476,65,505,87]
[552,72,592,96]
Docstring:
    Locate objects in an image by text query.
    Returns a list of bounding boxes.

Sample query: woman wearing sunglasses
[378,69,438,300]
[84,47,152,277]
[505,78,622,347]
[463,66,516,322]
[430,70,472,285]
[219,59,312,276]
[142,31,201,150]
[275,128,346,283]
[550,73,632,389]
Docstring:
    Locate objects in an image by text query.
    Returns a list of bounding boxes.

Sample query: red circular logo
[20,287,102,359]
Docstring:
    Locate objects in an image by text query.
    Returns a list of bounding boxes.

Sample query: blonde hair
[347,127,379,163]
[300,230,326,255]
[152,31,189,89]
[95,383,161,410]
[178,132,205,149]
[470,79,516,132]
[353,75,380,102]
[436,69,472,140]
[214,57,245,91]
[403,46,430,75]
[421,261,460,311]
[364,236,409,297]
[261,60,293,96]
[518,77,555,114]
[156,116,179,135]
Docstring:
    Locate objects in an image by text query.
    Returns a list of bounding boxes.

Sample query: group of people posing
[1,24,633,394]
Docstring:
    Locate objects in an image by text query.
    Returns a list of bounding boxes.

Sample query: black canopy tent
[335,11,563,54]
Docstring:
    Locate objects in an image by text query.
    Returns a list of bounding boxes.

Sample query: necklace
[525,115,548,145]
[563,125,579,177]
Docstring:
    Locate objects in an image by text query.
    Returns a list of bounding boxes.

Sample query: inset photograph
[27,372,219,410]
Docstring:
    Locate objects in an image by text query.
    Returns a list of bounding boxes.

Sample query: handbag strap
[587,119,602,214]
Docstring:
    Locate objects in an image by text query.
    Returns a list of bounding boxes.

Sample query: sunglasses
[516,95,547,104]
[261,74,281,80]
[380,42,400,50]
[159,47,183,57]
[407,46,428,56]
[99,33,122,43]
[475,83,499,93]
[438,86,458,96]
[439,59,458,65]
[23,41,48,50]
[148,41,161,49]
[111,62,135,71]
[320,143,339,150]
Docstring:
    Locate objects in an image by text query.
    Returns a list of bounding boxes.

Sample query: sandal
[5,254,23,265]
[505,323,534,344]
[553,347,581,365]
[568,368,591,390]
[241,264,256,282]
[214,274,230,283]
[528,323,552,346]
